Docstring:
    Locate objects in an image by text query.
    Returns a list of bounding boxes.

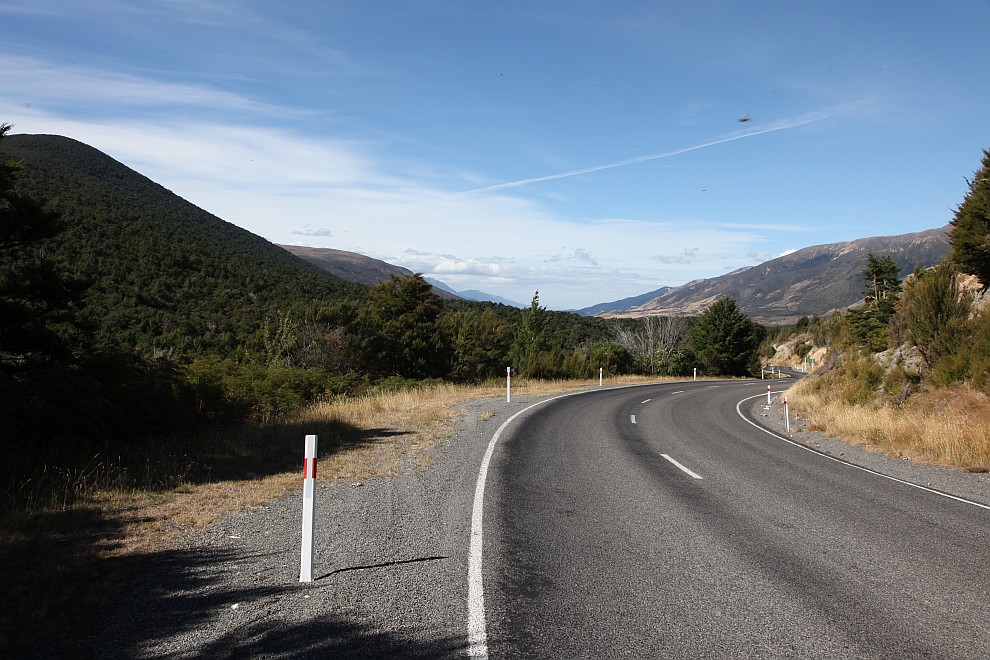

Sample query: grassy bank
[789,378,990,471]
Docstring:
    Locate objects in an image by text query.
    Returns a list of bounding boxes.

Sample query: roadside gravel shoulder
[52,394,538,660]
[745,391,990,509]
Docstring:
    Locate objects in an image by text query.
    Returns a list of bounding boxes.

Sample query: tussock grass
[790,380,990,469]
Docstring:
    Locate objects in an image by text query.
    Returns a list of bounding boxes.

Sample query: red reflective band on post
[303,457,317,479]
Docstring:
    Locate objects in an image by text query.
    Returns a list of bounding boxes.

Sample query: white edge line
[468,379,762,656]
[467,387,609,657]
[734,392,990,512]
[661,453,704,479]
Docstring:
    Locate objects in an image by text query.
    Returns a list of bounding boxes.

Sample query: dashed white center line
[661,454,703,479]
[631,415,637,424]
[641,399,652,404]
[672,391,684,394]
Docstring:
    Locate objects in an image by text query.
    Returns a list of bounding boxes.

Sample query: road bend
[481,379,990,658]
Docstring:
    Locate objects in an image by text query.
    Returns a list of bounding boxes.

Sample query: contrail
[465,105,851,194]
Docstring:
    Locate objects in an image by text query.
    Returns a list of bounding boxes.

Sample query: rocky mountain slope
[279,244,419,288]
[602,227,950,324]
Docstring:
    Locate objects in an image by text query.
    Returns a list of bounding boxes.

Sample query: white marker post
[784,397,790,433]
[599,367,603,387]
[761,366,765,379]
[299,434,318,583]
[506,367,511,403]
[693,367,697,381]
[767,385,771,405]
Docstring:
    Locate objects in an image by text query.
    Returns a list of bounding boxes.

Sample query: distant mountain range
[286,227,951,324]
[424,278,525,307]
[575,287,672,316]
[598,227,951,324]
[280,245,524,307]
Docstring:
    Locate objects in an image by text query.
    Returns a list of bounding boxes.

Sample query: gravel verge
[747,392,990,508]
[36,394,536,660]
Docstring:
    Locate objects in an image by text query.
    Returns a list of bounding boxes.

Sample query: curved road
[478,379,990,658]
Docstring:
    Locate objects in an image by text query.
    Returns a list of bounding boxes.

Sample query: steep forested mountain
[0,134,363,357]
[603,227,950,324]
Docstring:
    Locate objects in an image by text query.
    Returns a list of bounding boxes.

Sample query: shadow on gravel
[195,616,467,659]
[4,535,465,659]
[320,555,449,579]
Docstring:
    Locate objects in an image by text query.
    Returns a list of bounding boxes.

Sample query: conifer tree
[949,148,990,288]
[357,274,450,378]
[510,291,551,376]
[846,252,901,352]
[687,297,758,376]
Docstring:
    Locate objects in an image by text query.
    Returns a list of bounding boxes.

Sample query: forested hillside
[0,134,365,357]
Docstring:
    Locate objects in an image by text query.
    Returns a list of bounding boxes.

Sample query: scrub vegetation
[780,149,990,471]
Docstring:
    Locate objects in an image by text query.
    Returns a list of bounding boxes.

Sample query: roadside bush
[929,312,990,391]
[882,363,921,403]
[661,348,696,377]
[805,353,884,405]
[894,263,972,369]
[587,342,635,376]
[184,358,371,424]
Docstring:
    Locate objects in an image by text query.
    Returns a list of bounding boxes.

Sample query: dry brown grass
[790,380,990,470]
[53,375,673,553]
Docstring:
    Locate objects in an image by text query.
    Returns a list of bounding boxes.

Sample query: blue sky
[2,1,988,310]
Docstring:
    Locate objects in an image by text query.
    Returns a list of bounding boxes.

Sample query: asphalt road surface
[479,379,990,659]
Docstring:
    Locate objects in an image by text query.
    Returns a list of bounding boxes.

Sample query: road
[477,379,990,658]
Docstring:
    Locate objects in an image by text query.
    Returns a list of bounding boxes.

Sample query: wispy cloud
[292,227,334,237]
[2,53,295,116]
[547,246,599,266]
[393,250,513,278]
[655,248,700,265]
[466,101,872,194]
